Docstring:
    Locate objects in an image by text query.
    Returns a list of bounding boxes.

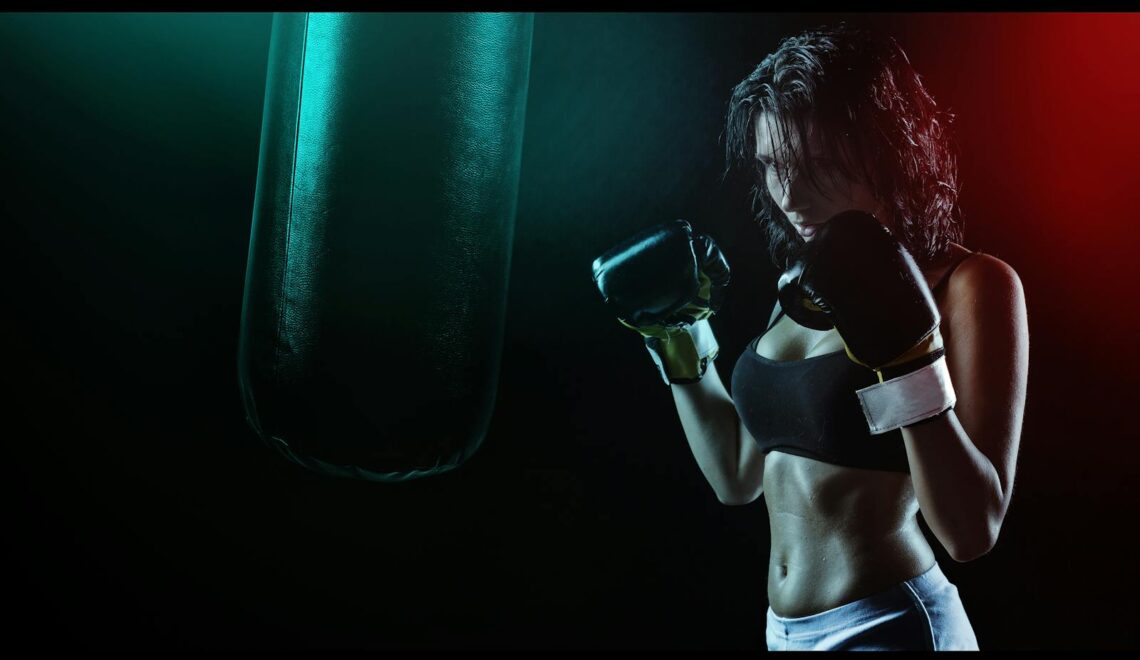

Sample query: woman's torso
[757,242,973,618]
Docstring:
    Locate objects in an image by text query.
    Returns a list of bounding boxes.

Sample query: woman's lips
[796,223,823,238]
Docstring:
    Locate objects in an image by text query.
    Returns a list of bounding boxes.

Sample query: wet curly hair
[723,23,962,270]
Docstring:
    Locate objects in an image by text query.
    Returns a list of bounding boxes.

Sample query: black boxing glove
[592,219,731,384]
[777,210,955,433]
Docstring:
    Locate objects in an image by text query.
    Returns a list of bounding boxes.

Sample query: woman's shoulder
[947,244,1023,296]
[942,243,1026,322]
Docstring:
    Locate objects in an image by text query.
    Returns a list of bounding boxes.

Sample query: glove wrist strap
[856,354,956,434]
[645,318,719,385]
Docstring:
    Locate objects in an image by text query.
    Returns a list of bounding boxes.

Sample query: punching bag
[238,13,534,481]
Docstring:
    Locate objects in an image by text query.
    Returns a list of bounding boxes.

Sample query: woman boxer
[592,23,1028,650]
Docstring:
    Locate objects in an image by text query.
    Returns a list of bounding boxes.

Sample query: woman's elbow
[948,533,998,563]
[717,486,763,506]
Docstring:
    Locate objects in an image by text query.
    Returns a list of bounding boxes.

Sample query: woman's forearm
[671,362,750,503]
[902,409,1004,562]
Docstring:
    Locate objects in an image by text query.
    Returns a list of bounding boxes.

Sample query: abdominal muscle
[762,450,936,618]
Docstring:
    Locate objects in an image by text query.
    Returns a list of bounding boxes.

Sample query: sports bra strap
[766,298,784,332]
[931,249,983,292]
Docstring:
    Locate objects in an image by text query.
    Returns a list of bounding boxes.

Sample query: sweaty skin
[756,245,971,617]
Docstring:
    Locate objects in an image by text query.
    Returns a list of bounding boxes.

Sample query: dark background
[5,12,1138,650]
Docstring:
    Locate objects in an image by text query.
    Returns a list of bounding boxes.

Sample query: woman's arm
[672,361,766,505]
[902,254,1029,562]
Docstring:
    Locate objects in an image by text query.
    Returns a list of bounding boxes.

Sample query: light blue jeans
[765,562,979,651]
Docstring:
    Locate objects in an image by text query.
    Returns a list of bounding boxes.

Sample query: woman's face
[754,112,884,242]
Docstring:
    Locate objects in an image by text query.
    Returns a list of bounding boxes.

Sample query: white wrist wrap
[856,354,956,435]
[688,317,720,358]
[646,318,719,385]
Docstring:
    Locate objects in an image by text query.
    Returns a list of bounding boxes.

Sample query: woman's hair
[724,23,962,270]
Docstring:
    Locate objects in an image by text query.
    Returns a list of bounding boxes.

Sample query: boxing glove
[777,210,955,433]
[592,220,730,385]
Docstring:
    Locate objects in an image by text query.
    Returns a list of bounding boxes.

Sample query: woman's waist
[767,521,935,618]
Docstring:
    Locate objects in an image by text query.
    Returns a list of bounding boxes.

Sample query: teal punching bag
[238,13,533,481]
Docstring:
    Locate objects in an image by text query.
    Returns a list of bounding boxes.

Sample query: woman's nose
[777,170,810,214]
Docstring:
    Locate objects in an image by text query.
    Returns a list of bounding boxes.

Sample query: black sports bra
[729,250,979,474]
